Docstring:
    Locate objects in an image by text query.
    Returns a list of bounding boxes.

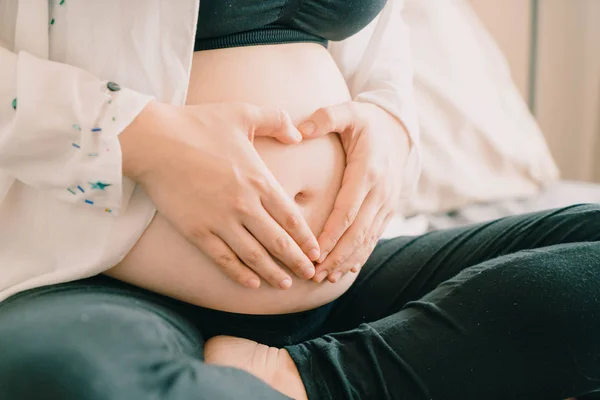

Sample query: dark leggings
[1,205,600,400]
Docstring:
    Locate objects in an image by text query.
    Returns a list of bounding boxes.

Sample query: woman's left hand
[298,101,411,283]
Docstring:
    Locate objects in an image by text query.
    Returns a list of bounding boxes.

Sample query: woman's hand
[120,101,320,289]
[298,101,410,283]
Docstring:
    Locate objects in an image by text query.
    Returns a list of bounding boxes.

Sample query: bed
[382,1,600,237]
[426,181,600,231]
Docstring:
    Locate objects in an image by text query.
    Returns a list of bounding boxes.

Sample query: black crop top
[195,0,387,51]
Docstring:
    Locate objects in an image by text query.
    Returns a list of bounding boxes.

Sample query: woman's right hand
[119,101,320,289]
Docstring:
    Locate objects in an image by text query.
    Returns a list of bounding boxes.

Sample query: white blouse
[0,0,420,302]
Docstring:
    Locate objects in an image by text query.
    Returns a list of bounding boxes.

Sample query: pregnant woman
[1,1,600,399]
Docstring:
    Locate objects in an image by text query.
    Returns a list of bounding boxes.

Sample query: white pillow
[401,0,559,215]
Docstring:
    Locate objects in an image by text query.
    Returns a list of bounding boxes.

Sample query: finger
[348,229,380,275]
[325,199,388,281]
[197,233,262,289]
[314,190,381,282]
[316,162,371,264]
[217,225,294,290]
[244,208,316,280]
[259,179,321,263]
[244,105,303,144]
[297,102,359,139]
[330,233,373,282]
[348,208,390,274]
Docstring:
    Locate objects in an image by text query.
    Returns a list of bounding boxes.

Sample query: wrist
[120,100,162,182]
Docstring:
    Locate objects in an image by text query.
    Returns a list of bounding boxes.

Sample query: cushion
[400,0,559,215]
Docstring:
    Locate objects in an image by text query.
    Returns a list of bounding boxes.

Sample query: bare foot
[204,336,308,400]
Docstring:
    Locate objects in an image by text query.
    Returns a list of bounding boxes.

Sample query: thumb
[248,106,303,144]
[297,102,358,139]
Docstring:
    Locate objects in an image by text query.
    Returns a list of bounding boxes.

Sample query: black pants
[1,205,600,400]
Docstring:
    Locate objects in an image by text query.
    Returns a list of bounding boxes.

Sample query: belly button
[294,191,311,205]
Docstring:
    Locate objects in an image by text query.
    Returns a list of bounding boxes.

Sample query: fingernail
[317,251,329,264]
[299,121,316,136]
[293,129,303,142]
[330,271,343,282]
[245,277,260,288]
[315,270,329,282]
[304,265,316,279]
[308,248,320,261]
[279,277,292,290]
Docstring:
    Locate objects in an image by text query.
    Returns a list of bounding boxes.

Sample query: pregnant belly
[106,43,356,315]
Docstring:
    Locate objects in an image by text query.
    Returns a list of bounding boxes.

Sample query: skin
[109,43,357,314]
[112,42,410,315]
[300,101,410,282]
[119,101,320,290]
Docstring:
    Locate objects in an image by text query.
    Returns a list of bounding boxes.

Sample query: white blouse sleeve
[328,0,422,198]
[0,48,153,215]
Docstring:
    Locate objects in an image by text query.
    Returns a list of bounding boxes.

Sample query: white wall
[536,0,600,181]
[468,0,531,101]
[468,0,600,182]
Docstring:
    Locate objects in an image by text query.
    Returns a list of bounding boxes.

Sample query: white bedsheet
[383,180,600,237]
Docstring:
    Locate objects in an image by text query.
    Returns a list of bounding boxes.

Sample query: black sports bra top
[195,0,387,51]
